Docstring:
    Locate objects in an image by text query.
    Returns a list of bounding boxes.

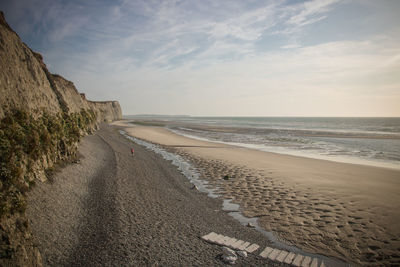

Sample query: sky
[1,0,399,116]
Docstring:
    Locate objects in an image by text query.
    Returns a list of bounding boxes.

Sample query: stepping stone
[238,241,251,251]
[221,236,232,246]
[283,252,296,264]
[231,239,246,250]
[223,236,234,246]
[276,250,289,262]
[267,249,281,261]
[302,256,312,267]
[200,232,259,255]
[207,233,220,243]
[213,234,227,245]
[320,261,326,267]
[259,247,273,258]
[225,237,238,248]
[201,232,217,242]
[310,258,319,267]
[292,254,304,267]
[245,243,260,253]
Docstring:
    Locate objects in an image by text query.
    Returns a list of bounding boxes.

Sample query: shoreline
[169,128,400,170]
[120,129,347,266]
[114,121,400,266]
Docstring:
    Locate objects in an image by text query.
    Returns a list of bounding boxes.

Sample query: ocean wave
[171,126,400,170]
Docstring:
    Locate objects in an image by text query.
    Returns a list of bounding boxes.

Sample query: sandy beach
[26,124,279,266]
[115,121,400,266]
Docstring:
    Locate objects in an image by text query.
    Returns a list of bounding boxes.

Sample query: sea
[128,116,400,170]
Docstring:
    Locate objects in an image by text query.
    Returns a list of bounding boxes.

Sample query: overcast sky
[1,0,399,116]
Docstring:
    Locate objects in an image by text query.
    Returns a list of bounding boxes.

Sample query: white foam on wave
[170,128,400,170]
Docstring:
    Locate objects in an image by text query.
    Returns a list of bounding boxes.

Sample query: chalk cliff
[0,11,122,266]
[0,11,122,121]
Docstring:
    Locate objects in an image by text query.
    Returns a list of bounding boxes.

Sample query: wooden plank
[283,252,296,264]
[302,256,312,267]
[292,254,304,267]
[267,249,281,261]
[275,250,289,262]
[245,243,260,253]
[259,247,273,258]
[238,241,251,251]
[310,258,319,267]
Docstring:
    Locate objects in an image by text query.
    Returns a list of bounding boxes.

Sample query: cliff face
[0,15,61,118]
[0,11,122,121]
[89,100,123,123]
[0,11,122,267]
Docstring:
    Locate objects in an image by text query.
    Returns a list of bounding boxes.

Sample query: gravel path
[27,124,279,266]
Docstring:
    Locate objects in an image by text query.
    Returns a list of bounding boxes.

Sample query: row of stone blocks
[201,232,326,267]
[201,232,260,253]
[259,246,325,267]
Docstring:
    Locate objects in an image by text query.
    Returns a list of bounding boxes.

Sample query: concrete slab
[224,237,238,248]
[292,254,304,267]
[275,250,289,262]
[310,257,319,267]
[283,252,296,264]
[238,241,251,251]
[267,249,282,261]
[213,234,226,245]
[221,236,232,246]
[200,232,328,267]
[201,232,217,242]
[231,239,246,250]
[259,247,273,258]
[302,256,312,267]
[245,243,260,253]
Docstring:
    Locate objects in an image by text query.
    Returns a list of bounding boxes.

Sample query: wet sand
[115,121,400,266]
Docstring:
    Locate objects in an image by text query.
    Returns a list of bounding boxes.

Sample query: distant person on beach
[131,147,134,157]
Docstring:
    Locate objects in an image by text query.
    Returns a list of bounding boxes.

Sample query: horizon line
[123,114,400,118]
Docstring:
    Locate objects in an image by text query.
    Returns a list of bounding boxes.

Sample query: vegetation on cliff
[0,109,96,218]
[0,109,97,265]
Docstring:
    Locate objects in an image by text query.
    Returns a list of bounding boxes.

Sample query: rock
[222,246,236,256]
[222,255,237,265]
[191,185,198,190]
[247,222,256,228]
[221,246,237,264]
[237,250,247,258]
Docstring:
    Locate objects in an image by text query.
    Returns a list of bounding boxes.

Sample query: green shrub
[0,108,97,217]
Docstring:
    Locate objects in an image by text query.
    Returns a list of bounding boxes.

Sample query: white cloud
[6,0,397,116]
[66,33,400,116]
[287,0,340,25]
[281,44,302,49]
